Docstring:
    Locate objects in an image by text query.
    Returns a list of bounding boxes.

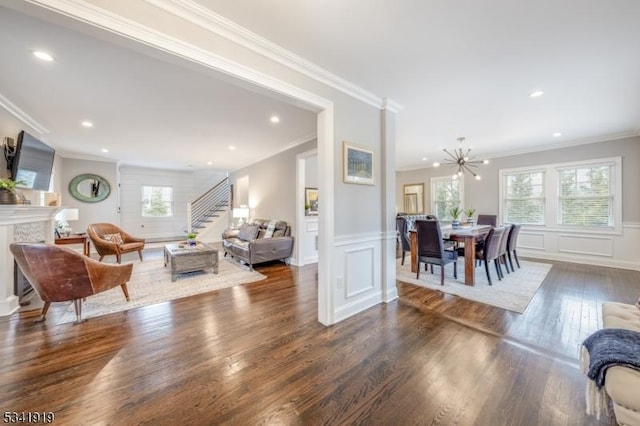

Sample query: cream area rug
[396,258,552,313]
[56,255,266,325]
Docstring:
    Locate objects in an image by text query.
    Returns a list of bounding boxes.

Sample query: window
[558,164,612,226]
[142,185,173,217]
[430,176,463,220]
[499,157,621,232]
[503,171,545,225]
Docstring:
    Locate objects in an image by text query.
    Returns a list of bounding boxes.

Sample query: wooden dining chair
[415,219,457,285]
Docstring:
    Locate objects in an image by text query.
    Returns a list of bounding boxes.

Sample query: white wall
[119,165,227,241]
[397,136,640,270]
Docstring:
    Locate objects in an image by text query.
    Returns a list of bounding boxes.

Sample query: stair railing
[187,177,230,233]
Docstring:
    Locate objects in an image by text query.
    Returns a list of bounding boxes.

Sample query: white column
[381,101,399,302]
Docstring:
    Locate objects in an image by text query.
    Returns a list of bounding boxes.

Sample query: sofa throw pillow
[238,224,259,242]
[263,220,277,238]
[103,233,124,245]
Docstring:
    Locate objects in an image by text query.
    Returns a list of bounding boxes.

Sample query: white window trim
[141,185,174,218]
[430,175,465,219]
[499,157,622,235]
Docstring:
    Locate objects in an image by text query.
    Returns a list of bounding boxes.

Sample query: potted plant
[465,207,476,226]
[186,232,198,247]
[304,203,311,216]
[0,178,20,205]
[449,206,462,229]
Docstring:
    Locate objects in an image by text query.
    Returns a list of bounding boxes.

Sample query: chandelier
[433,137,489,180]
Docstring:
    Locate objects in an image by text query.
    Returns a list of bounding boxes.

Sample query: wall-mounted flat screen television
[11,131,55,191]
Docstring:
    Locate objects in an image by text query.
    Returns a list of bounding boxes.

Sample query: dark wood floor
[1,250,637,425]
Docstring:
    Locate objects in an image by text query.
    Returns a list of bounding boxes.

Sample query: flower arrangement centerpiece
[449,206,462,229]
[464,207,476,226]
[186,232,198,247]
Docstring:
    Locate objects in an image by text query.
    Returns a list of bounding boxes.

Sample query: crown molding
[0,92,49,135]
[382,98,404,113]
[396,131,640,172]
[25,0,334,112]
[144,0,403,111]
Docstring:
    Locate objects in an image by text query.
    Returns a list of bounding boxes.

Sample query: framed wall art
[305,187,319,216]
[343,141,375,185]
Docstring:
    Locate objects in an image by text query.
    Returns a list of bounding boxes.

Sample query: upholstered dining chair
[497,224,513,275]
[506,223,522,270]
[415,219,457,285]
[10,243,133,324]
[477,214,498,227]
[475,226,506,285]
[396,216,411,265]
[87,223,145,264]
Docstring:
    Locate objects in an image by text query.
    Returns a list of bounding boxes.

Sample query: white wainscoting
[333,232,383,323]
[519,223,640,270]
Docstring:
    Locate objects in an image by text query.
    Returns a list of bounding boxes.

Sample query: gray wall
[59,158,119,232]
[230,139,317,235]
[397,136,640,222]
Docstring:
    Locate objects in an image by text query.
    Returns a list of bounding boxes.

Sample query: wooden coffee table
[163,243,219,282]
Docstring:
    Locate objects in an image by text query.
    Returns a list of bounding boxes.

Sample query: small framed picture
[343,141,375,185]
[305,187,319,216]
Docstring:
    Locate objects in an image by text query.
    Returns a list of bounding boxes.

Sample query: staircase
[187,177,231,234]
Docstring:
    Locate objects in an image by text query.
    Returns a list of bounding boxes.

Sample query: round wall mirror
[69,174,111,203]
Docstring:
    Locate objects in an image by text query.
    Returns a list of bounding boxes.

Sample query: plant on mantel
[0,178,25,205]
[0,178,20,193]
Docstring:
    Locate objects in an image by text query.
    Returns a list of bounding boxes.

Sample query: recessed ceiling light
[421,157,427,161]
[270,116,280,124]
[529,90,545,98]
[228,145,236,151]
[81,121,93,128]
[432,162,440,167]
[553,132,562,138]
[101,148,109,153]
[33,51,54,62]
[207,161,212,165]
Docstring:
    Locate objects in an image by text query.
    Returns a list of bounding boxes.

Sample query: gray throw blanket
[580,328,640,419]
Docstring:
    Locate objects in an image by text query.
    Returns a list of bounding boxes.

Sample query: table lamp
[232,206,249,226]
[55,208,79,236]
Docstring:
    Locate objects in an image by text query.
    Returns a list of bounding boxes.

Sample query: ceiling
[2,1,640,172]
[0,5,317,171]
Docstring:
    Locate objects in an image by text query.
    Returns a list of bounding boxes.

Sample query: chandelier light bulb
[457,171,463,176]
[452,174,458,180]
[433,162,440,167]
[463,157,469,162]
[475,175,481,180]
[483,159,490,164]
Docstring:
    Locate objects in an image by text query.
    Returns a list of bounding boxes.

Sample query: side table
[55,234,90,257]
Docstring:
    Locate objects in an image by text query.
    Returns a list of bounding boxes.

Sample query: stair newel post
[187,202,193,233]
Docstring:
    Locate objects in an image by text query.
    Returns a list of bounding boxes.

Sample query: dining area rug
[50,255,266,325]
[396,258,552,313]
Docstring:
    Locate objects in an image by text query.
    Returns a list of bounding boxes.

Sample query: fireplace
[0,206,59,316]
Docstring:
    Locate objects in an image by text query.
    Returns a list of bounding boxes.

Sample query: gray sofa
[222,219,294,270]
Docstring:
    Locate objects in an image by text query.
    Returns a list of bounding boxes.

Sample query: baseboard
[519,250,640,271]
[334,291,382,323]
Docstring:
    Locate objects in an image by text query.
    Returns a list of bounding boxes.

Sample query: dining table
[409,224,492,286]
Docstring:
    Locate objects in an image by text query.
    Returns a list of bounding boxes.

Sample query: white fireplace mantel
[0,205,60,316]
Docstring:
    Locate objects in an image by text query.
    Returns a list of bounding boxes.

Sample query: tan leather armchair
[87,223,145,264]
[10,243,133,324]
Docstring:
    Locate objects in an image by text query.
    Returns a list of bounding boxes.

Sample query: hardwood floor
[1,251,637,425]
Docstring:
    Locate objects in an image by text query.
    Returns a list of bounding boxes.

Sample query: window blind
[503,171,545,224]
[558,165,612,226]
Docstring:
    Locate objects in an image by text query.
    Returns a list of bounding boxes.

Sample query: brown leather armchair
[10,243,133,324]
[87,223,145,264]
